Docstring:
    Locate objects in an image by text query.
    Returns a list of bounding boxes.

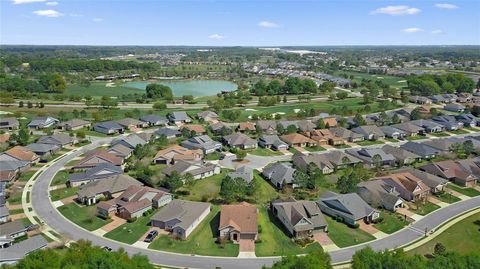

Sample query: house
[396,167,449,194]
[420,160,478,187]
[140,115,168,126]
[168,112,192,125]
[271,198,327,238]
[262,162,297,189]
[111,133,148,150]
[258,134,289,151]
[97,185,172,220]
[292,152,334,174]
[0,146,38,163]
[151,199,211,240]
[76,174,142,205]
[181,124,207,135]
[296,120,316,132]
[317,192,380,226]
[432,115,463,131]
[227,166,254,183]
[351,125,385,141]
[382,145,421,165]
[409,96,432,105]
[181,135,222,154]
[0,235,48,265]
[93,121,124,135]
[237,122,256,133]
[280,133,317,148]
[443,94,458,103]
[444,103,465,113]
[321,151,362,170]
[400,142,439,159]
[197,111,219,123]
[37,134,78,147]
[422,139,457,153]
[27,117,59,129]
[73,150,123,170]
[391,122,425,136]
[317,117,337,128]
[57,119,91,131]
[256,120,277,134]
[346,148,395,168]
[277,120,298,131]
[0,220,27,239]
[106,143,134,159]
[67,163,123,187]
[154,127,181,139]
[210,122,232,135]
[0,118,19,130]
[379,126,406,140]
[357,180,403,212]
[223,133,257,150]
[0,166,20,183]
[429,94,447,103]
[0,205,9,223]
[162,160,220,180]
[371,172,430,202]
[330,127,364,142]
[456,158,480,177]
[25,143,60,157]
[116,118,148,130]
[153,145,203,165]
[307,129,345,146]
[455,114,478,128]
[219,202,258,242]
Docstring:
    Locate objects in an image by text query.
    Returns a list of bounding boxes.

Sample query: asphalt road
[31,136,480,269]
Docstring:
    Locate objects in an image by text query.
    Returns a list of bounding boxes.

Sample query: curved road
[31,137,480,269]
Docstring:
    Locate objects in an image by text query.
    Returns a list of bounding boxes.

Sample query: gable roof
[111,133,148,149]
[37,134,75,145]
[262,162,296,186]
[140,114,168,124]
[223,133,257,147]
[155,127,181,137]
[25,143,60,153]
[351,125,385,137]
[272,198,327,232]
[280,133,315,144]
[151,199,210,230]
[181,124,206,134]
[168,111,191,121]
[58,119,90,129]
[227,166,254,183]
[161,160,218,177]
[153,145,202,162]
[116,117,144,127]
[77,174,142,198]
[318,192,377,220]
[238,122,256,131]
[4,146,38,162]
[74,150,123,169]
[68,163,123,183]
[93,121,124,130]
[219,202,258,234]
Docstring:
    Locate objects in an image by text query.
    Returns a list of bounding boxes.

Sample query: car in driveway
[144,230,158,243]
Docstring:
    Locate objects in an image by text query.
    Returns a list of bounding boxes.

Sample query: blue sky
[1,0,479,45]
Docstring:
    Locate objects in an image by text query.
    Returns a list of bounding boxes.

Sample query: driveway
[100,215,127,233]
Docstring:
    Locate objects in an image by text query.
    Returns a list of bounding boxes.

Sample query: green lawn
[384,138,399,143]
[333,71,407,89]
[255,208,322,256]
[9,208,24,215]
[304,146,327,152]
[374,212,411,234]
[204,151,224,160]
[325,217,376,248]
[288,147,299,154]
[18,170,36,182]
[177,170,227,201]
[334,144,351,149]
[149,206,239,257]
[447,184,480,197]
[58,203,111,231]
[429,132,451,137]
[408,212,480,255]
[434,191,461,204]
[408,201,441,216]
[65,159,79,167]
[104,211,156,244]
[66,82,141,97]
[406,136,428,141]
[50,187,79,201]
[465,127,480,132]
[356,140,384,146]
[248,148,283,156]
[448,129,470,135]
[51,170,69,186]
[251,172,280,206]
[21,217,32,226]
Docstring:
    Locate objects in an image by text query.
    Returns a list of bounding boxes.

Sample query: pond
[124,80,237,97]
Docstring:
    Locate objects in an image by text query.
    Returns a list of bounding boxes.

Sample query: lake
[124,80,237,97]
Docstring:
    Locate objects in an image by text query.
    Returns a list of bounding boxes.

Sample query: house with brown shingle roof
[237,122,256,133]
[0,146,39,164]
[219,202,258,242]
[76,174,142,205]
[153,145,203,165]
[280,133,317,148]
[73,150,123,170]
[306,129,345,146]
[377,172,430,202]
[420,160,478,187]
[180,124,207,135]
[222,133,257,150]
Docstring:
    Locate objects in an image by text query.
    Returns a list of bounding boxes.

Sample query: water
[124,80,237,97]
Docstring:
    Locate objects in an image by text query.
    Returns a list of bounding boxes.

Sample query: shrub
[350,223,360,229]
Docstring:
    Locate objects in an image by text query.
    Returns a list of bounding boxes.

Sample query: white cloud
[403,27,424,33]
[258,21,279,28]
[92,18,103,22]
[432,29,443,34]
[12,0,46,4]
[45,1,58,6]
[33,9,63,17]
[208,34,224,40]
[371,5,421,16]
[435,3,458,9]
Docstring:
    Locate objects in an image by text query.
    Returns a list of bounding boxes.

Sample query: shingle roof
[262,162,296,186]
[77,174,142,198]
[318,192,376,220]
[25,143,60,153]
[151,199,210,230]
[219,202,258,234]
[68,163,123,183]
[4,146,38,162]
[227,166,254,183]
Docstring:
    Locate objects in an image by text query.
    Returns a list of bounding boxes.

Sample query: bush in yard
[350,223,360,229]
[127,217,137,223]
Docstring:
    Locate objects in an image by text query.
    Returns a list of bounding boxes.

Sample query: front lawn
[434,191,461,204]
[304,146,326,152]
[429,132,451,137]
[325,217,376,247]
[448,129,470,135]
[51,170,69,186]
[447,184,480,197]
[356,140,384,146]
[465,126,480,132]
[204,152,224,160]
[334,144,351,149]
[9,208,24,215]
[18,170,36,182]
[248,148,283,156]
[104,211,156,244]
[406,136,428,141]
[288,147,299,154]
[374,212,411,234]
[50,187,79,201]
[58,203,111,231]
[177,170,227,202]
[149,206,239,257]
[255,208,321,256]
[408,201,440,216]
[384,138,399,143]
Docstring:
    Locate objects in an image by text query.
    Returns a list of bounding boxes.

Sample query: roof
[0,235,48,262]
[280,133,314,144]
[223,133,257,147]
[401,142,439,157]
[351,125,385,137]
[318,192,376,220]
[0,117,19,128]
[422,139,456,152]
[151,199,210,230]
[210,122,231,132]
[155,127,181,137]
[238,122,256,131]
[111,133,148,149]
[227,166,254,183]
[259,134,288,147]
[28,117,58,127]
[58,119,90,128]
[330,127,363,140]
[113,185,170,214]
[379,126,406,136]
[93,121,124,130]
[77,174,142,198]
[140,114,168,124]
[378,172,429,194]
[181,124,206,134]
[68,163,123,183]
[0,160,30,172]
[37,134,75,145]
[116,117,144,127]
[420,160,477,181]
[347,148,395,163]
[107,143,134,157]
[197,111,218,120]
[153,145,202,162]
[391,122,425,133]
[272,198,327,232]
[4,146,38,162]
[169,111,191,121]
[219,202,258,234]
[324,151,362,166]
[382,145,420,161]
[25,143,60,154]
[444,103,465,110]
[0,220,26,236]
[162,160,218,177]
[74,150,123,168]
[262,162,296,186]
[357,180,401,208]
[396,167,448,189]
[181,135,222,151]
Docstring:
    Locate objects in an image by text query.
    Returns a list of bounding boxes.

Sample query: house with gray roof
[162,160,220,180]
[154,127,181,139]
[346,148,395,168]
[296,120,316,132]
[412,119,446,133]
[27,117,59,129]
[227,166,254,183]
[428,94,447,103]
[396,167,449,194]
[25,143,60,157]
[57,119,91,131]
[67,163,123,187]
[262,162,297,189]
[330,127,364,142]
[271,197,327,238]
[140,115,168,126]
[400,142,439,159]
[382,145,420,165]
[116,118,148,129]
[258,134,289,151]
[151,199,211,240]
[222,133,257,150]
[196,111,219,123]
[181,135,222,154]
[444,103,465,113]
[432,115,463,131]
[168,112,192,125]
[93,121,124,135]
[317,191,380,226]
[357,180,403,212]
[422,139,457,152]
[256,120,277,134]
[455,114,478,128]
[391,122,425,136]
[76,174,142,205]
[0,235,48,266]
[37,134,77,147]
[292,152,334,175]
[0,220,27,239]
[379,126,406,140]
[210,122,232,135]
[106,143,134,159]
[111,133,148,150]
[0,206,9,223]
[322,151,362,169]
[0,118,19,130]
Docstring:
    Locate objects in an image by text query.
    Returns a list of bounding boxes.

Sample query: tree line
[407,73,476,96]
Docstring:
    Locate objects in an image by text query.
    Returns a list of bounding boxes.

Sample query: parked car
[144,230,158,242]
[26,224,40,231]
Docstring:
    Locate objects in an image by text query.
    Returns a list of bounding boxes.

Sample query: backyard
[58,203,111,231]
[325,217,376,248]
[177,170,227,202]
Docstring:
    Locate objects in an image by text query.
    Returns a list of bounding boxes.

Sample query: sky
[1,0,479,46]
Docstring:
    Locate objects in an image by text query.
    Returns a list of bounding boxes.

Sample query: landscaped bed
[50,187,79,201]
[325,217,375,247]
[374,212,411,234]
[447,184,480,197]
[58,203,111,231]
[104,211,156,244]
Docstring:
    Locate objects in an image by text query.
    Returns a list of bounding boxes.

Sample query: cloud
[371,5,421,16]
[45,1,58,6]
[33,9,63,17]
[258,21,279,28]
[208,34,224,40]
[403,27,424,33]
[12,0,46,4]
[435,3,458,9]
[92,18,104,22]
[432,29,443,34]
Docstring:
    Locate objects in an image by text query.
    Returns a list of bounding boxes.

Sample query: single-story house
[219,202,258,242]
[0,235,48,265]
[455,114,478,128]
[237,122,256,133]
[262,162,297,189]
[227,166,254,184]
[181,124,207,135]
[67,163,123,187]
[57,119,91,131]
[357,180,403,212]
[76,174,142,205]
[72,150,123,170]
[444,103,465,113]
[106,144,134,160]
[116,118,148,130]
[346,148,396,168]
[92,121,124,135]
[351,125,385,141]
[410,120,445,133]
[372,172,430,202]
[154,127,182,139]
[37,134,78,147]
[396,167,449,194]
[27,117,59,129]
[420,160,478,187]
[210,122,232,135]
[390,122,426,136]
[153,145,203,165]
[258,134,289,151]
[400,142,439,159]
[379,126,407,140]
[111,133,148,150]
[330,127,364,142]
[0,118,19,130]
[181,135,222,154]
[280,133,317,148]
[168,112,192,125]
[223,133,257,150]
[381,145,421,165]
[197,111,219,123]
[256,120,277,134]
[292,152,334,175]
[432,115,463,131]
[140,115,168,126]
[25,143,60,157]
[0,146,39,164]
[162,160,220,180]
[0,220,27,239]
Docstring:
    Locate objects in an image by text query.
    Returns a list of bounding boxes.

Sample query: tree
[283,95,287,103]
[39,73,66,93]
[152,101,167,110]
[336,91,348,99]
[236,150,247,161]
[353,113,366,126]
[76,130,86,139]
[286,124,297,134]
[372,154,382,169]
[294,169,315,190]
[434,243,446,256]
[27,101,33,108]
[263,249,332,269]
[162,171,183,192]
[17,128,30,146]
[146,84,173,100]
[410,108,422,120]
[18,101,24,108]
[317,119,326,129]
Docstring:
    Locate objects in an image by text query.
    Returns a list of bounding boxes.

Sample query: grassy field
[374,212,411,234]
[248,148,283,156]
[66,82,141,97]
[58,203,111,231]
[149,206,239,257]
[50,187,79,201]
[408,212,480,256]
[333,71,407,89]
[447,184,480,197]
[51,170,69,186]
[434,192,461,204]
[408,201,441,216]
[104,211,156,244]
[325,217,376,247]
[18,170,36,182]
[255,207,321,256]
[177,170,227,201]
